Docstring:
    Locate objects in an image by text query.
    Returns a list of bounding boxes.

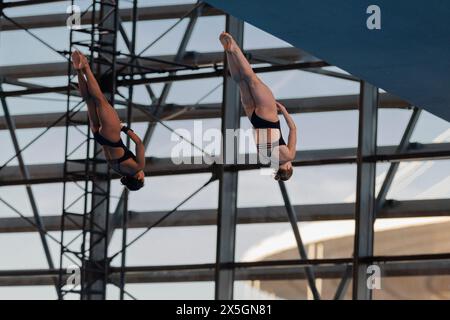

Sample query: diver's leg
[82,69,121,140]
[72,52,100,132]
[220,32,277,120]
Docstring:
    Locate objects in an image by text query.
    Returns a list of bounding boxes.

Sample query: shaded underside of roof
[206,0,450,122]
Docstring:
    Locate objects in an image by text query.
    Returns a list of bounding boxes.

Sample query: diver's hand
[72,50,89,70]
[71,51,83,70]
[120,123,133,134]
[276,101,287,113]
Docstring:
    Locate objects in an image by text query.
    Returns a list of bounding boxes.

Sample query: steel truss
[58,0,120,300]
[0,1,449,301]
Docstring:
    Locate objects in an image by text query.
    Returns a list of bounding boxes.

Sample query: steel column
[86,0,118,300]
[215,15,243,300]
[118,0,139,300]
[352,81,378,300]
[334,107,421,300]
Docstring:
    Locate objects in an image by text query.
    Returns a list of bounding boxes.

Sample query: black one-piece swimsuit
[93,131,137,176]
[250,111,286,159]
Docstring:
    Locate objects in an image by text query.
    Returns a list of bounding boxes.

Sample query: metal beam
[0,47,307,79]
[114,259,450,282]
[0,94,410,130]
[353,82,378,300]
[1,198,449,233]
[2,259,450,286]
[0,61,328,97]
[1,78,82,100]
[117,61,329,88]
[0,3,223,30]
[1,143,449,186]
[1,0,59,9]
[215,16,243,300]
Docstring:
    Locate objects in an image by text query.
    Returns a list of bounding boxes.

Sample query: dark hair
[275,167,293,181]
[120,176,144,191]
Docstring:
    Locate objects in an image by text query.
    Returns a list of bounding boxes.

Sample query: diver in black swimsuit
[72,50,145,191]
[220,32,297,181]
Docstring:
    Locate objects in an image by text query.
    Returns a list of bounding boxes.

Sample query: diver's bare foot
[71,50,89,70]
[219,32,237,52]
[71,51,82,70]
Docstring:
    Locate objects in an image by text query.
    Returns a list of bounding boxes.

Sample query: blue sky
[0,0,449,299]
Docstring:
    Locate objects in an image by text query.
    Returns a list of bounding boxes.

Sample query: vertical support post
[352,81,378,300]
[119,0,138,301]
[215,15,243,300]
[335,108,420,300]
[85,0,118,300]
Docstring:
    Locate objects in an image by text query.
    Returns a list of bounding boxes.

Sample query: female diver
[219,32,297,181]
[72,50,145,190]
